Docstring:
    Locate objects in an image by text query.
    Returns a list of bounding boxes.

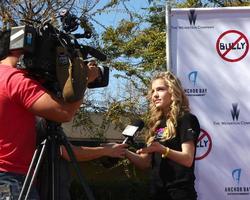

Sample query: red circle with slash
[216,30,249,62]
[195,129,212,160]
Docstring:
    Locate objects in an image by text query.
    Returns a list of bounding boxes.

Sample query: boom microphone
[122,119,144,144]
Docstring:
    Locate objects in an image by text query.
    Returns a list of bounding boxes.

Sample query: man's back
[0,64,45,174]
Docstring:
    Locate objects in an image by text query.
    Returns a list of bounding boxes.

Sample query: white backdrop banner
[169,7,250,200]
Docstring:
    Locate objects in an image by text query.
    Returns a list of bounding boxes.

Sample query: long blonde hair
[147,71,190,144]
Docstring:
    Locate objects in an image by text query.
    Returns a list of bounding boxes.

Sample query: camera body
[11,24,59,80]
[3,12,109,90]
[9,25,36,53]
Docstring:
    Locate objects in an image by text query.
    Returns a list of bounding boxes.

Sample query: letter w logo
[188,9,197,25]
[231,103,240,121]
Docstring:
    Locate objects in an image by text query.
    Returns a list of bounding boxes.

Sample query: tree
[96,0,166,130]
[173,0,250,7]
[0,0,75,27]
[2,0,249,137]
[92,0,250,132]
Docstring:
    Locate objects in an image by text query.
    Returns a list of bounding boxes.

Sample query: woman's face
[151,78,172,113]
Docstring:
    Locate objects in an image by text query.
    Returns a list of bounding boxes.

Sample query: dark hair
[0,30,10,60]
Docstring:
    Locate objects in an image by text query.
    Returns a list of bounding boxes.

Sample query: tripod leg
[60,134,95,200]
[50,135,60,200]
[18,139,48,200]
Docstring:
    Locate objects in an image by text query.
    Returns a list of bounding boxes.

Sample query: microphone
[100,119,144,168]
[122,119,144,144]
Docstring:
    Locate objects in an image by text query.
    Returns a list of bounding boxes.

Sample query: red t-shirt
[0,64,46,174]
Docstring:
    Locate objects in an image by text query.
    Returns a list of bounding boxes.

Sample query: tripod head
[36,117,64,143]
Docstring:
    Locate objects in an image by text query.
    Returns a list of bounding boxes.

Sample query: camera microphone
[122,119,144,144]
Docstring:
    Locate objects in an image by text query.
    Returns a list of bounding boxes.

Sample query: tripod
[18,120,95,200]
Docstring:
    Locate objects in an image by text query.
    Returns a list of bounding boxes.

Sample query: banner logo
[171,9,214,30]
[188,10,197,25]
[232,168,241,185]
[195,129,212,160]
[213,103,250,126]
[184,71,207,96]
[231,103,240,121]
[216,30,249,62]
[188,71,198,86]
[225,168,250,196]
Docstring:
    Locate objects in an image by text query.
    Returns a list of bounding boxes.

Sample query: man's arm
[29,62,100,123]
[29,93,82,122]
[61,143,128,162]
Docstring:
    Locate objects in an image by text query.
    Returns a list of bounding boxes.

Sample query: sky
[81,0,152,106]
[93,0,150,29]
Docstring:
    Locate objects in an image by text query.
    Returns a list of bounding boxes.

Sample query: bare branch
[122,0,134,22]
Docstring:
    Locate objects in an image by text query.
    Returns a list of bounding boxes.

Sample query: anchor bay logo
[224,168,250,196]
[184,71,208,96]
[232,169,241,185]
[213,103,250,126]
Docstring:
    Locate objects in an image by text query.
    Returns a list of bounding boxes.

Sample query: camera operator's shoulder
[0,65,31,87]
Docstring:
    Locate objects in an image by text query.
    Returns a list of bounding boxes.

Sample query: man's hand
[87,60,100,83]
[100,143,128,158]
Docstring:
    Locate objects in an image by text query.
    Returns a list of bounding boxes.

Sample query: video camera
[1,10,109,101]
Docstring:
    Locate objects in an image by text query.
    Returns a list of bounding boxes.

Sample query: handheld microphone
[122,119,144,144]
[100,119,144,168]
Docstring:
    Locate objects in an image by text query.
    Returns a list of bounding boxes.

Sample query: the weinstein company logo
[188,9,197,25]
[184,71,207,96]
[225,168,250,196]
[231,103,240,121]
[171,9,214,30]
[213,103,250,126]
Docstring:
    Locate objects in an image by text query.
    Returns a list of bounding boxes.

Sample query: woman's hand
[136,142,166,155]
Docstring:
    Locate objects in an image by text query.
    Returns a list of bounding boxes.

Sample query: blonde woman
[125,71,200,200]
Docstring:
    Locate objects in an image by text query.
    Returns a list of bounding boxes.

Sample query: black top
[150,112,200,193]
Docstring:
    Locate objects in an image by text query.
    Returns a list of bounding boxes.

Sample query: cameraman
[0,30,99,199]
[35,61,127,200]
